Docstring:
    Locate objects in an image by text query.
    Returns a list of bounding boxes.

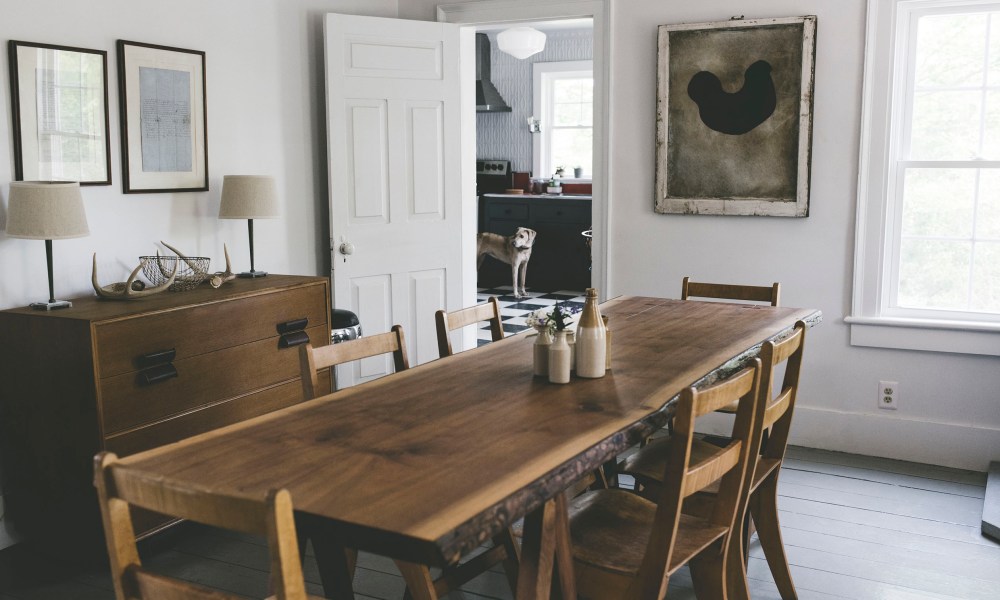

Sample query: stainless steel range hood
[476,33,511,113]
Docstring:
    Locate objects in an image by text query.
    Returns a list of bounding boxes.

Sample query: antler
[160,241,211,286]
[210,244,236,288]
[92,254,178,299]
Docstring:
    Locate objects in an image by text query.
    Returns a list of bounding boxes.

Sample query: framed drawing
[654,16,816,217]
[8,41,111,185]
[117,40,208,193]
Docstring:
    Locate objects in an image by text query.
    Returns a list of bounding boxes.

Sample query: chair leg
[494,528,521,593]
[396,560,439,600]
[726,524,751,600]
[688,543,727,600]
[750,473,797,600]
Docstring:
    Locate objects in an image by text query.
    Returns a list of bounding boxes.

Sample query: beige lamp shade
[218,175,280,219]
[5,181,89,240]
[497,27,547,59]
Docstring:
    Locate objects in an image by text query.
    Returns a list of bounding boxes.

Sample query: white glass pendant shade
[497,27,546,59]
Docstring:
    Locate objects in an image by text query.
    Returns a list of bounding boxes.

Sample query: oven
[476,159,512,232]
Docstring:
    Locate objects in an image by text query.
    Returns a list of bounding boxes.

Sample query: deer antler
[92,254,178,299]
[159,241,211,287]
[210,244,236,288]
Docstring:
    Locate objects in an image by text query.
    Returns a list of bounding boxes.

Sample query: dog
[477,227,537,299]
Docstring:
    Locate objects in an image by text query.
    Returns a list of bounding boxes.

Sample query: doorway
[439,0,612,305]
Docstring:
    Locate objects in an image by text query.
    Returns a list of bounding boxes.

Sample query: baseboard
[695,405,1000,472]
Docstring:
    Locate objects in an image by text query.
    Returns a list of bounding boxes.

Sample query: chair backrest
[757,320,807,466]
[94,451,307,600]
[299,325,409,399]
[435,297,504,358]
[633,360,765,598]
[681,276,781,306]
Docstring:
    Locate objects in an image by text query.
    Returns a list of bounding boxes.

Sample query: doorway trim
[438,0,613,298]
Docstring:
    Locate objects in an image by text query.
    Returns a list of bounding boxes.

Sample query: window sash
[532,60,593,179]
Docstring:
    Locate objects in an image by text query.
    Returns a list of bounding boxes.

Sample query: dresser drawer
[94,283,328,378]
[99,324,329,434]
[103,376,330,457]
[486,202,528,221]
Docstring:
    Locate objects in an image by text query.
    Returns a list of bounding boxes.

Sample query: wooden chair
[620,321,807,599]
[435,296,504,358]
[94,451,322,600]
[298,324,409,399]
[567,360,764,599]
[681,276,781,306]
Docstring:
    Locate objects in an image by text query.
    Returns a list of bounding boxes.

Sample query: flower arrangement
[525,303,581,335]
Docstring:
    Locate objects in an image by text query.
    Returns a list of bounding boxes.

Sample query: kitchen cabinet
[479,194,591,292]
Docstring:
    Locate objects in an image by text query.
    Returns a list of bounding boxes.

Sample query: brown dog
[477,227,537,299]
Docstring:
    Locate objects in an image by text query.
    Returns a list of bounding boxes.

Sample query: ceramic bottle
[575,288,606,378]
[548,330,571,384]
[533,327,552,377]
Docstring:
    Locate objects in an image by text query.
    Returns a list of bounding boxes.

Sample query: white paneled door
[325,14,475,387]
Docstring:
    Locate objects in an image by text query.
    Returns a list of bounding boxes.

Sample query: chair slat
[435,297,504,358]
[681,441,742,498]
[681,276,780,306]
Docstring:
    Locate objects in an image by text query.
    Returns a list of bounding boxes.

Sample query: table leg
[297,517,356,599]
[396,560,439,600]
[516,496,575,600]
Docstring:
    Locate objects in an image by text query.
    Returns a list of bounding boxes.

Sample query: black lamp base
[30,300,73,311]
[238,270,268,278]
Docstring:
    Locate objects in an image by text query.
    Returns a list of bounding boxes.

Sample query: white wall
[0,0,398,551]
[401,0,1000,472]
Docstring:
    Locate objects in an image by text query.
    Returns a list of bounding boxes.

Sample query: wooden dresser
[0,275,331,556]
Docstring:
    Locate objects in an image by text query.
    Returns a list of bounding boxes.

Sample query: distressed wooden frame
[654,16,816,217]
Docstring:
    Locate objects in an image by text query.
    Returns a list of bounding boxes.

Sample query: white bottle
[548,330,571,384]
[575,288,606,378]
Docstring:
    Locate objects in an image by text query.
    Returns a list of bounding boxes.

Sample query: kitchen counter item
[504,189,524,194]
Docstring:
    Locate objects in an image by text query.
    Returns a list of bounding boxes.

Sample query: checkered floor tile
[476,287,586,346]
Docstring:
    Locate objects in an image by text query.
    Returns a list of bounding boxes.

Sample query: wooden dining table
[112,296,821,599]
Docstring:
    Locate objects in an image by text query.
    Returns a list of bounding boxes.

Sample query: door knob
[339,242,355,256]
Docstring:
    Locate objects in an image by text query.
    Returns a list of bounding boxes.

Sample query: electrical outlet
[878,380,899,410]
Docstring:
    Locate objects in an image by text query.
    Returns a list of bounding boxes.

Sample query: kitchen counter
[483,192,592,200]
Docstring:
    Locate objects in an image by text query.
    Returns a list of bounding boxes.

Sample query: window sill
[845,316,1000,356]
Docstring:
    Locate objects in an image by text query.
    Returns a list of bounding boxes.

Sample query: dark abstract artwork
[655,17,816,217]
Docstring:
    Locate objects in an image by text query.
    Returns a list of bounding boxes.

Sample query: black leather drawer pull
[279,330,310,349]
[276,318,308,335]
[136,348,176,369]
[138,363,178,386]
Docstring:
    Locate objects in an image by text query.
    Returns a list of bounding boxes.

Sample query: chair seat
[568,489,727,577]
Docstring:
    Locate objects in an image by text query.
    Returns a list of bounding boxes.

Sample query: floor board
[0,446,994,599]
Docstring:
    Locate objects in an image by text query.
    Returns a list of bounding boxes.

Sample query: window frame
[849,0,1000,356]
[532,60,594,181]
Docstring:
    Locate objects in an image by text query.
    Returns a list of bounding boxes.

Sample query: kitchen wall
[0,0,398,551]
[477,28,593,174]
[403,0,1000,473]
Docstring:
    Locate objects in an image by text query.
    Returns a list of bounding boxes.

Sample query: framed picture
[654,16,816,217]
[117,40,208,193]
[7,41,111,185]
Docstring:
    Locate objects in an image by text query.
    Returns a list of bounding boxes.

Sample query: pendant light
[497,27,546,59]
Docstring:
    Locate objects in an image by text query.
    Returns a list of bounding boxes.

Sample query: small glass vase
[533,326,552,377]
[548,330,571,384]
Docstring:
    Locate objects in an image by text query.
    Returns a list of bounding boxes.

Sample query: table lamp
[5,181,89,310]
[218,175,279,278]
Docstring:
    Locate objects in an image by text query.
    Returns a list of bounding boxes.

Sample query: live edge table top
[116,296,821,567]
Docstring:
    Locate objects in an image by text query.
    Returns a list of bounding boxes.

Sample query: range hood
[476,33,511,113]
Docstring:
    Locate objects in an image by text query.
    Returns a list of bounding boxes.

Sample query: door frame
[438,0,613,299]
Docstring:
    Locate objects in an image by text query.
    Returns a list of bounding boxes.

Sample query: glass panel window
[533,61,593,180]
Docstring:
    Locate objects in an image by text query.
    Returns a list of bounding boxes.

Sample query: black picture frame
[8,40,112,186]
[117,40,208,193]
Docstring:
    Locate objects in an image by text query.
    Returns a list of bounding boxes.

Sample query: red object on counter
[512,172,531,193]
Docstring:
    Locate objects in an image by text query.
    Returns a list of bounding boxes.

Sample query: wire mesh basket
[139,255,211,291]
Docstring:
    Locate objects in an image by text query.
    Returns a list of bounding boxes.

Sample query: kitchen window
[532,60,593,180]
[850,0,1000,355]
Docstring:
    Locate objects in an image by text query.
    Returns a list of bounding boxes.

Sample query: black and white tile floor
[476,286,587,346]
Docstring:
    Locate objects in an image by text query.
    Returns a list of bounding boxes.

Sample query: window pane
[898,239,971,309]
[551,128,592,177]
[553,103,583,126]
[982,91,1000,158]
[989,13,1000,85]
[976,170,1000,238]
[915,13,987,88]
[909,90,982,159]
[972,242,1000,311]
[901,168,975,238]
[554,79,587,103]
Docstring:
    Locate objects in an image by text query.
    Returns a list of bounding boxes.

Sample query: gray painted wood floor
[1,446,994,599]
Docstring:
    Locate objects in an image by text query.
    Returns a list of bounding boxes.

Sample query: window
[532,61,593,180]
[851,0,1000,355]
